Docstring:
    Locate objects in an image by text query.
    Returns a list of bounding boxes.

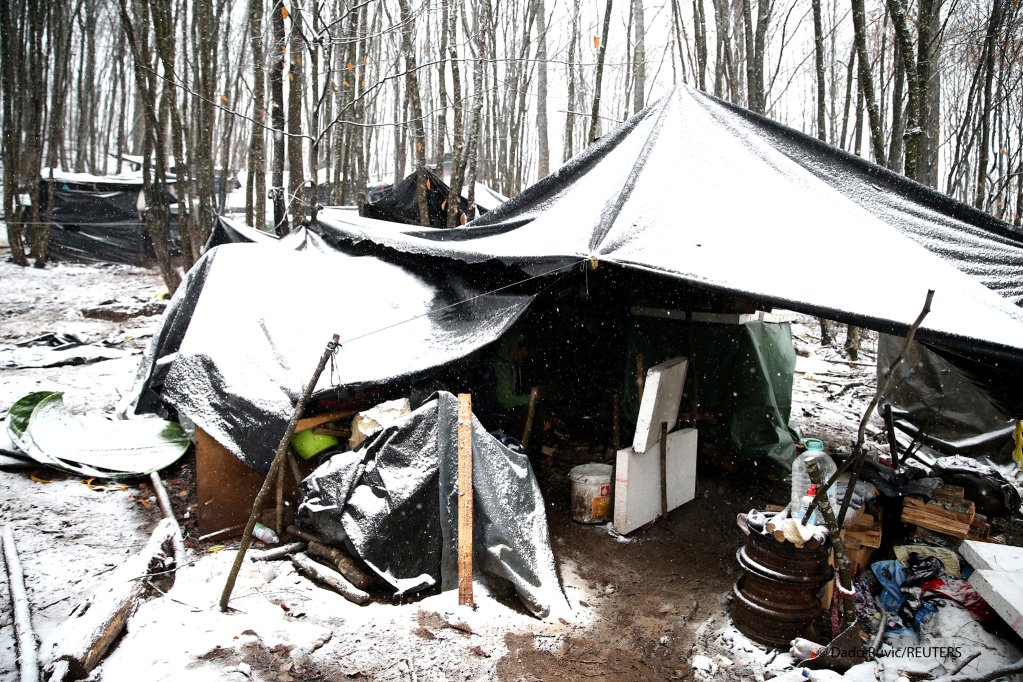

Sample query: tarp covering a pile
[36,173,181,265]
[361,167,473,228]
[127,229,531,472]
[299,391,564,617]
[316,86,1023,375]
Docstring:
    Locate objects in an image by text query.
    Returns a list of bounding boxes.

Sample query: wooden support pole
[2,526,39,682]
[456,393,474,608]
[149,471,186,572]
[521,387,540,450]
[220,334,340,612]
[275,456,286,536]
[805,458,857,631]
[659,421,668,517]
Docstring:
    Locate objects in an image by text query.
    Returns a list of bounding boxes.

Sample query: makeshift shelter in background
[31,171,180,266]
[360,167,475,228]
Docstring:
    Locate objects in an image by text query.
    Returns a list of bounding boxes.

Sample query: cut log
[148,472,186,570]
[250,541,306,562]
[290,552,369,604]
[284,527,374,588]
[2,525,40,682]
[40,518,177,681]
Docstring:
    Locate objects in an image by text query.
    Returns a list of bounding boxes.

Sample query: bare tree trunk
[916,0,941,188]
[447,0,466,227]
[435,0,449,175]
[396,0,429,226]
[632,0,646,113]
[811,0,832,347]
[887,38,905,173]
[975,0,1004,211]
[0,0,29,265]
[270,0,288,234]
[287,2,305,221]
[247,0,266,230]
[463,0,490,220]
[851,0,886,165]
[563,0,581,162]
[693,0,708,91]
[886,0,922,182]
[535,0,550,177]
[117,0,181,293]
[589,0,614,143]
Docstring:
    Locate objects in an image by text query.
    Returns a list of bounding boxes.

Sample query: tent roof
[316,87,1023,367]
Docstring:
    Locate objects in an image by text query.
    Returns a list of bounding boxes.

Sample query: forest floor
[0,244,903,682]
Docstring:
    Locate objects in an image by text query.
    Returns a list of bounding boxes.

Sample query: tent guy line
[337,257,586,347]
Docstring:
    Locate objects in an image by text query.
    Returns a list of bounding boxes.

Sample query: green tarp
[622,319,800,477]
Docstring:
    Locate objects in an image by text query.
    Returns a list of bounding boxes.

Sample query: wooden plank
[294,410,355,433]
[41,519,177,680]
[901,497,973,539]
[2,526,39,682]
[456,393,474,607]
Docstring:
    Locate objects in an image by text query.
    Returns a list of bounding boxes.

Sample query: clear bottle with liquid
[790,438,837,521]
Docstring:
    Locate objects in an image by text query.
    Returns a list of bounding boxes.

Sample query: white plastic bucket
[568,463,613,524]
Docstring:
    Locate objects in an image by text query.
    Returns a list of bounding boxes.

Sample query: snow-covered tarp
[316,86,1023,372]
[127,228,531,472]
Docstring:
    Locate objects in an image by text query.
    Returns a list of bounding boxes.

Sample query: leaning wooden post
[220,334,340,611]
[456,393,474,607]
[806,458,857,631]
[521,387,540,450]
[2,526,39,682]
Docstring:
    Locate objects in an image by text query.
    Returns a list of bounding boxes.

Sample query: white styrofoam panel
[632,356,688,454]
[969,569,1023,635]
[960,540,1023,572]
[614,428,698,535]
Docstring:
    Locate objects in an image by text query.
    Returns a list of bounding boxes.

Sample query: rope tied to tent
[327,338,342,388]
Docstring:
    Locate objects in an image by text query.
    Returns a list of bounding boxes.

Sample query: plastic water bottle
[790,438,837,520]
[252,522,279,544]
[799,484,819,525]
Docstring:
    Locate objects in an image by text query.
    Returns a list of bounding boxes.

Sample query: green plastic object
[291,427,339,459]
[803,438,825,452]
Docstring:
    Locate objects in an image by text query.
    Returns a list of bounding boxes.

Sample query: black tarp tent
[360,167,475,228]
[315,87,1023,403]
[33,171,181,265]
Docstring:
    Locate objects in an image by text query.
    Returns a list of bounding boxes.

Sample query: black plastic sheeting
[878,335,1018,461]
[361,167,474,228]
[315,86,1023,378]
[299,391,564,618]
[37,178,181,266]
[126,229,531,473]
[203,214,280,251]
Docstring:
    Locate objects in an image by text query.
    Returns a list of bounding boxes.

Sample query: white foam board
[960,540,1023,572]
[969,569,1023,635]
[614,428,698,535]
[632,356,688,454]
